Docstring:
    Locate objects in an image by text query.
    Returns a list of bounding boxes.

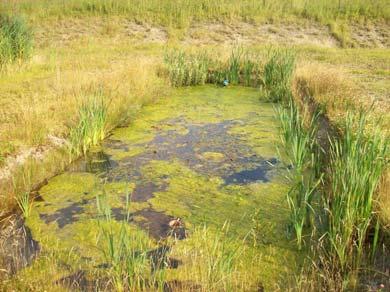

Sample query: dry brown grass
[377,171,390,232]
[293,62,357,121]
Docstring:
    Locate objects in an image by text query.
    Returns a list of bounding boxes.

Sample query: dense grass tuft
[276,99,321,249]
[164,50,210,87]
[262,49,295,103]
[325,111,388,274]
[164,46,262,87]
[0,14,33,68]
[68,91,109,157]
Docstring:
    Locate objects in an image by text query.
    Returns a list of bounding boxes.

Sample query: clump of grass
[325,111,388,275]
[222,47,261,87]
[276,100,322,249]
[164,50,210,87]
[174,224,243,291]
[165,46,262,87]
[328,21,354,48]
[0,14,33,69]
[68,91,109,158]
[96,190,164,291]
[15,191,32,218]
[262,49,295,103]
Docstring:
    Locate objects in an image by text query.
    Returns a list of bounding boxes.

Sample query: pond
[24,85,301,290]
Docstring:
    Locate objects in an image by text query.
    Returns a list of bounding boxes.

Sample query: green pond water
[23,85,301,290]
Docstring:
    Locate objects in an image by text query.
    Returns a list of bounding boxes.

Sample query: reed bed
[325,112,388,276]
[164,46,262,87]
[164,50,210,87]
[276,99,322,250]
[262,49,295,103]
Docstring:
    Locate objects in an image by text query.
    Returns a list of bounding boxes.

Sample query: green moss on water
[24,85,301,290]
[200,151,225,161]
[104,146,145,160]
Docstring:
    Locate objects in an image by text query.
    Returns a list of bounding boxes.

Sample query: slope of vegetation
[1,0,389,24]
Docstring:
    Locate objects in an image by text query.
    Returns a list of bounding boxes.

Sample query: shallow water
[24,86,301,290]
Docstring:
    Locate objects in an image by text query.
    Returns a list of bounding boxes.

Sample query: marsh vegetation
[0,1,389,291]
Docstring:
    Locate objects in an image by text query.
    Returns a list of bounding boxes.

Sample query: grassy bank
[1,0,389,25]
[0,39,170,215]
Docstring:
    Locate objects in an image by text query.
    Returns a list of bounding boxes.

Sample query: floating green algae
[23,85,301,290]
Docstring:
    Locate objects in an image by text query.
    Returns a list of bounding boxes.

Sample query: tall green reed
[96,190,165,291]
[181,224,243,291]
[276,99,322,249]
[262,49,295,103]
[164,50,210,87]
[164,46,261,87]
[325,111,388,274]
[0,14,33,69]
[68,91,109,158]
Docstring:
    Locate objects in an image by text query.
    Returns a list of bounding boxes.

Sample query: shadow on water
[68,151,117,174]
[39,202,85,228]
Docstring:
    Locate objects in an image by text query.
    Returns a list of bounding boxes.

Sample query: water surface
[25,86,300,290]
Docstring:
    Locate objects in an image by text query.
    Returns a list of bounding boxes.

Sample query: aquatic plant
[325,111,388,274]
[164,50,210,87]
[164,46,262,88]
[226,46,242,85]
[276,99,322,249]
[96,190,164,291]
[0,14,33,69]
[262,49,295,103]
[175,224,243,291]
[16,191,32,218]
[68,91,109,157]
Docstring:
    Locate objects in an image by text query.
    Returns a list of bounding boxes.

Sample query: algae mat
[24,86,300,290]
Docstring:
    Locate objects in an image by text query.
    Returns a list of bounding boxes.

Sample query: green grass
[164,46,262,87]
[1,0,389,26]
[325,111,388,276]
[0,14,32,69]
[262,49,295,103]
[96,190,161,291]
[164,50,210,86]
[68,90,109,158]
[276,98,322,249]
